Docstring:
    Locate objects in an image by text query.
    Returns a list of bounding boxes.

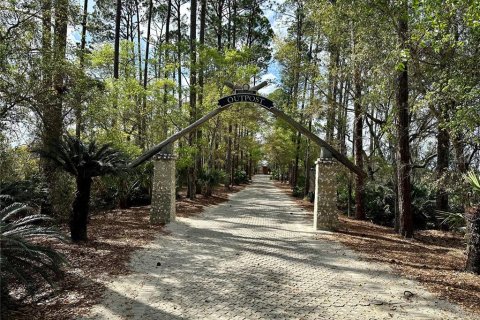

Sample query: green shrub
[364,182,395,226]
[198,169,225,196]
[0,174,47,208]
[296,175,306,189]
[92,163,152,210]
[436,210,466,231]
[233,170,249,185]
[292,186,304,198]
[271,168,280,180]
[359,181,437,229]
[49,171,76,222]
[0,196,66,302]
[411,184,437,229]
[464,171,480,274]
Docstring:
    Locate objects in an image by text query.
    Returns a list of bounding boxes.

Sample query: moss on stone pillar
[151,152,176,224]
[313,158,339,231]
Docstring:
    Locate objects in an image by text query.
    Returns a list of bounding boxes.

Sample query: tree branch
[412,153,437,169]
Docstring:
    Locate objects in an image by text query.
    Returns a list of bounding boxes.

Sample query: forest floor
[274,181,480,316]
[6,185,245,320]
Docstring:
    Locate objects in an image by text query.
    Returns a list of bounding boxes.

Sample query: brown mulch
[274,181,480,315]
[7,185,245,320]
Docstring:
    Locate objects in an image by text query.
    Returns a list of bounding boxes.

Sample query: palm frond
[435,209,466,230]
[37,135,128,178]
[0,200,67,296]
[1,202,31,221]
[466,171,480,193]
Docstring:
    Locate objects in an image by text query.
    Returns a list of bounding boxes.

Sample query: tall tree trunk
[216,0,224,49]
[291,2,303,114]
[163,0,172,101]
[198,0,206,106]
[465,206,480,274]
[51,0,68,138]
[139,0,154,151]
[40,0,54,216]
[354,66,365,220]
[326,45,339,143]
[232,0,237,47]
[143,0,153,90]
[391,141,400,231]
[71,176,92,241]
[162,0,172,140]
[303,119,312,196]
[453,133,467,173]
[233,123,239,182]
[225,122,233,189]
[75,0,88,138]
[187,0,198,200]
[396,3,413,237]
[50,0,69,220]
[42,0,52,83]
[112,0,121,128]
[292,73,309,188]
[176,1,182,111]
[336,77,345,151]
[43,0,68,218]
[338,80,349,155]
[196,0,206,181]
[114,0,121,79]
[290,3,305,188]
[135,0,142,84]
[436,118,450,212]
[126,6,133,77]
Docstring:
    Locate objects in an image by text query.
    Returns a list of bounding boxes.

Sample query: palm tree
[0,196,66,304]
[465,171,480,274]
[38,135,126,241]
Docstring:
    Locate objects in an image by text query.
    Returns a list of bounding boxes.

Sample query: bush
[90,176,119,211]
[436,210,466,231]
[91,166,153,211]
[271,168,280,180]
[0,196,66,305]
[358,180,437,229]
[411,184,437,229]
[0,175,47,208]
[49,171,76,222]
[233,170,249,185]
[364,182,395,226]
[292,186,304,198]
[198,169,225,196]
[465,171,480,274]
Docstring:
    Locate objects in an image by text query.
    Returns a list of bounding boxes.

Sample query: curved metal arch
[129,97,366,178]
[218,94,274,109]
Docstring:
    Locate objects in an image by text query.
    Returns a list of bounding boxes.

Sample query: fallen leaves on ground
[7,185,244,320]
[274,181,480,316]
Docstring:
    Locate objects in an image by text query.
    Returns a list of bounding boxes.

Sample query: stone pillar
[313,153,339,231]
[151,150,176,224]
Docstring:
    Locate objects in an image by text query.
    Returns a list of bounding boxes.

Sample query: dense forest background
[1,0,479,237]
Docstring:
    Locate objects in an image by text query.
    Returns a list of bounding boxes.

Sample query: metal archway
[133,85,366,229]
[129,90,366,178]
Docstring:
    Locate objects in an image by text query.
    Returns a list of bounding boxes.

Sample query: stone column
[313,154,339,231]
[151,151,176,224]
